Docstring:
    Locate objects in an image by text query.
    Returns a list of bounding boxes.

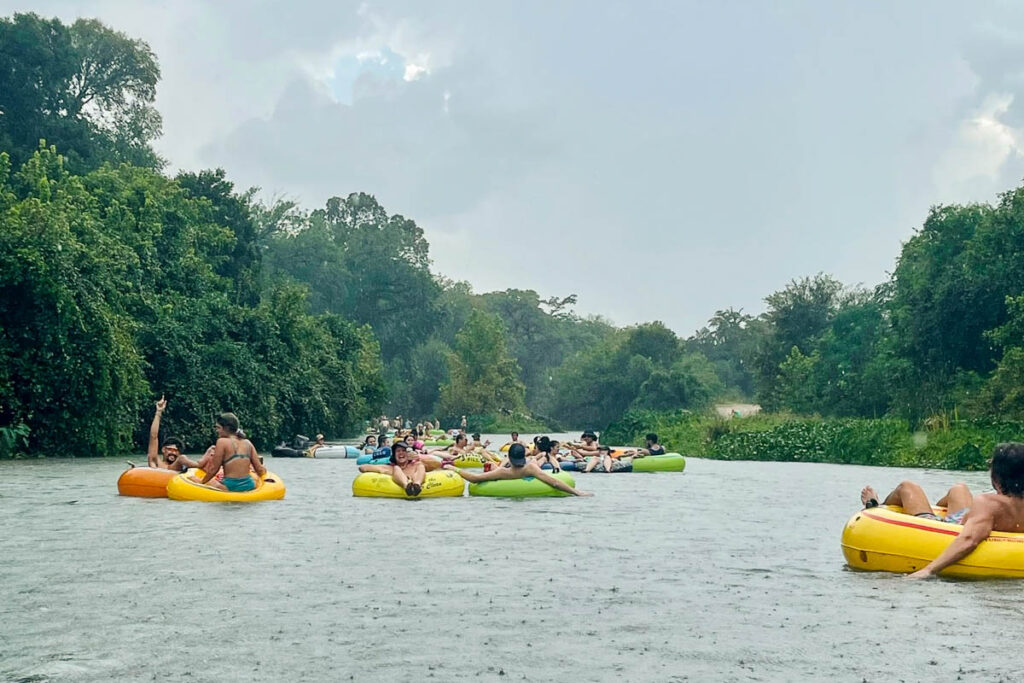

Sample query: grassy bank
[603,409,1024,470]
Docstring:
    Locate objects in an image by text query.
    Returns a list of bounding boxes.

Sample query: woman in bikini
[533,436,562,472]
[358,441,426,496]
[191,412,265,492]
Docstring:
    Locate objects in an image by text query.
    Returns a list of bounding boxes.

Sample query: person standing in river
[860,442,1024,578]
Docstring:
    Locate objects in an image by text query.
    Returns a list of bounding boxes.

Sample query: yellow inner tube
[452,452,494,468]
[841,504,1024,578]
[166,469,286,502]
[352,470,465,498]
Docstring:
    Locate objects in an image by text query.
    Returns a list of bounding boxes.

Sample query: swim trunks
[223,475,256,492]
[916,508,969,525]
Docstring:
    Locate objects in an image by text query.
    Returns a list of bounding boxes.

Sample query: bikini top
[224,439,253,464]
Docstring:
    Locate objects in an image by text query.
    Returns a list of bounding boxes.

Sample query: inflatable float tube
[356,453,444,467]
[539,461,586,472]
[422,439,454,447]
[632,453,686,472]
[310,445,361,459]
[352,470,464,499]
[468,472,576,498]
[579,462,633,473]
[428,429,444,436]
[167,469,286,502]
[271,445,306,458]
[451,453,494,468]
[117,466,176,498]
[841,505,1024,578]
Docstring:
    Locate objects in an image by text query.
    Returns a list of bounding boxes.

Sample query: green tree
[0,147,148,455]
[0,13,162,170]
[439,310,525,417]
[688,308,762,397]
[754,273,844,407]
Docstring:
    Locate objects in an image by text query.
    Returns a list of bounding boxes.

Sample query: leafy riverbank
[604,409,1024,471]
[458,412,552,434]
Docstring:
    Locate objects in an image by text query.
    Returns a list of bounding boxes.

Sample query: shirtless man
[445,444,591,496]
[146,396,199,471]
[502,432,524,450]
[860,442,1024,579]
[566,430,601,463]
[622,433,666,459]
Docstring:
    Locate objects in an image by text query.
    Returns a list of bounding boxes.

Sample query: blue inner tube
[355,454,392,466]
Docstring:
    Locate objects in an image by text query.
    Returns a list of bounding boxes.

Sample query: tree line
[3,12,1024,458]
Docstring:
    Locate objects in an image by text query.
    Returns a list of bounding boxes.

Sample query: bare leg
[880,480,934,516]
[936,483,973,513]
[604,455,614,471]
[391,465,410,488]
[409,462,425,486]
[583,456,599,473]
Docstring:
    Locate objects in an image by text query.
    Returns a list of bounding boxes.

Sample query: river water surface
[1,443,1021,682]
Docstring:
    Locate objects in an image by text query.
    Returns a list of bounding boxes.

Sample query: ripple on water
[0,454,1015,681]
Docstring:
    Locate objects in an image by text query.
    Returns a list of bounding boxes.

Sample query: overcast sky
[8,1,1024,334]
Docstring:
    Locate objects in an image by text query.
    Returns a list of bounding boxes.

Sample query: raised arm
[146,396,166,467]
[908,498,996,578]
[531,465,592,496]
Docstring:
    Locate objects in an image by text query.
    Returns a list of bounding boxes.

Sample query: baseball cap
[508,443,527,465]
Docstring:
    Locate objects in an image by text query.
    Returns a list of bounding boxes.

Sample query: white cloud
[403,61,429,81]
[934,93,1024,199]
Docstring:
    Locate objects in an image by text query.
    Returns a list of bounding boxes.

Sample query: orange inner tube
[117,467,176,498]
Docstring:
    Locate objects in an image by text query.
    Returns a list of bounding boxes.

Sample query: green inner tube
[428,429,445,436]
[631,453,685,472]
[469,472,575,497]
[422,439,454,447]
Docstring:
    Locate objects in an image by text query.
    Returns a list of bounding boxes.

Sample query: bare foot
[861,486,879,508]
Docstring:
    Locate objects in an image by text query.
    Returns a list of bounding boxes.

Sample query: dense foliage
[6,13,1024,460]
[0,145,384,455]
[605,409,1020,471]
[0,13,162,171]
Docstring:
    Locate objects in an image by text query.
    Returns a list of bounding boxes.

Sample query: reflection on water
[0,452,1019,682]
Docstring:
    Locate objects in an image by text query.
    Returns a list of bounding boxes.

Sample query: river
[1,446,1020,682]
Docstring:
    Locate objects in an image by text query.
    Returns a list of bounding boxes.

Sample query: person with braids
[859,442,1024,579]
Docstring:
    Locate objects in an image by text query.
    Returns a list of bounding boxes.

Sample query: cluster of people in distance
[144,396,265,492]
[372,415,449,434]
[358,439,592,498]
[356,428,667,497]
[860,443,1024,579]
